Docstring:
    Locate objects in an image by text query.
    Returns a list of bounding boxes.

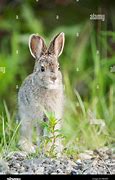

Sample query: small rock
[78,153,92,160]
[76,159,82,164]
[56,168,63,174]
[73,164,82,170]
[20,166,25,172]
[35,167,44,174]
[66,165,73,173]
[71,170,77,175]
[67,159,77,166]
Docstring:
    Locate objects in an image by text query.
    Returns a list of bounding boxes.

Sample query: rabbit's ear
[29,34,47,59]
[48,32,65,57]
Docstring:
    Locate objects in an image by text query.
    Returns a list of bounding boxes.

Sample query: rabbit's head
[29,32,65,89]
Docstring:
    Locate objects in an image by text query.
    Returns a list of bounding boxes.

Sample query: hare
[18,32,65,155]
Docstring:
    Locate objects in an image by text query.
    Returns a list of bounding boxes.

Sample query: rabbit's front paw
[18,139,36,154]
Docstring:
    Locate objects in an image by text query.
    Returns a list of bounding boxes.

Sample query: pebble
[78,153,92,160]
[71,170,77,175]
[35,167,44,174]
[76,159,82,164]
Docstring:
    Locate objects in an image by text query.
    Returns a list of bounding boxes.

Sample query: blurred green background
[0,0,115,156]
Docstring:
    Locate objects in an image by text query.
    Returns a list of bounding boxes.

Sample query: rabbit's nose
[51,76,57,82]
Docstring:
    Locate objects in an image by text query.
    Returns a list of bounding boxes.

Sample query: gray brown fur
[18,32,65,154]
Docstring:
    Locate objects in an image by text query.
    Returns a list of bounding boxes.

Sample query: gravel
[0,147,115,174]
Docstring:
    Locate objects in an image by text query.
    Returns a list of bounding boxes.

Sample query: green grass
[0,102,20,157]
[61,29,115,157]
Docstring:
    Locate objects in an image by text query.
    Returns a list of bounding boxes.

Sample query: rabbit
[18,32,65,155]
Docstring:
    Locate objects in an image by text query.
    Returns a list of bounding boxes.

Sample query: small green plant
[38,112,64,157]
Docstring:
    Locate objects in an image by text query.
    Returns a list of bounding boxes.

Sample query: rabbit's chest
[34,89,64,119]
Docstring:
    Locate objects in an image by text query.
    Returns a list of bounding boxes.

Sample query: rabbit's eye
[58,67,60,71]
[41,66,45,72]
